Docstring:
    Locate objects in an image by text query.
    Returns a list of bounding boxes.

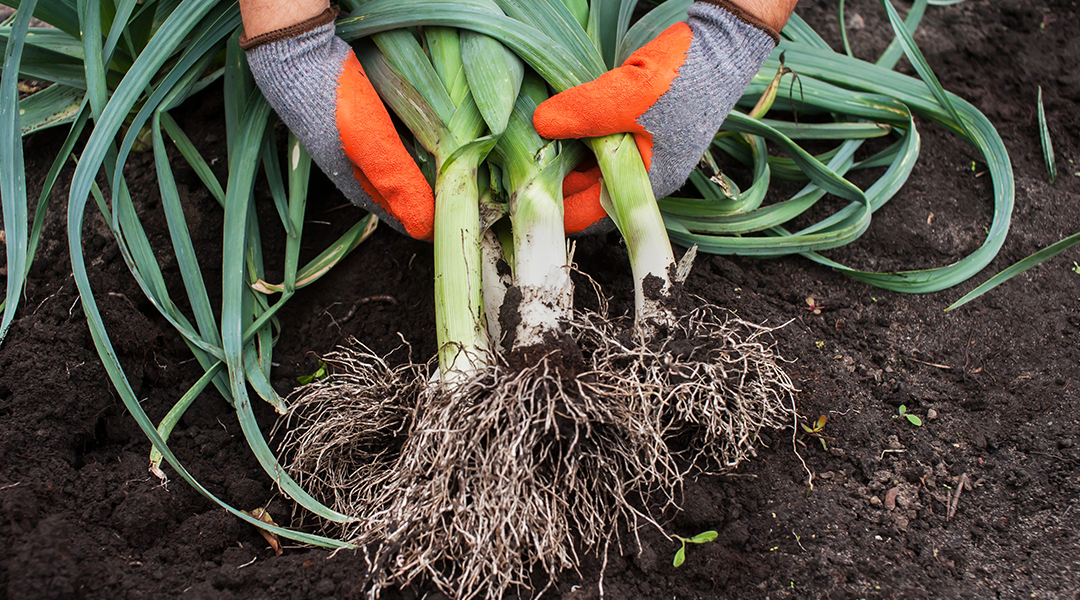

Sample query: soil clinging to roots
[279,306,796,599]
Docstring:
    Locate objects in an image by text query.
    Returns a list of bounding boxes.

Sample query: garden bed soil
[2,0,1079,598]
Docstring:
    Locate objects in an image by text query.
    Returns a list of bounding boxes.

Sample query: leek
[489,77,586,350]
[356,21,522,378]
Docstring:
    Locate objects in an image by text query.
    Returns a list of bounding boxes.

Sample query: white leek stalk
[492,85,586,349]
[588,134,678,324]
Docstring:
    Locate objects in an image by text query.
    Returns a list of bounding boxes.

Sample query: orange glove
[243,8,435,240]
[535,1,780,201]
[561,161,606,235]
[336,52,434,240]
[536,23,694,174]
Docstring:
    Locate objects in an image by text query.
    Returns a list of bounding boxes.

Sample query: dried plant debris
[280,306,796,599]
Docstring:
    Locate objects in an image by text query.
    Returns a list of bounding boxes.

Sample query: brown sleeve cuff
[239,7,339,51]
[696,0,782,44]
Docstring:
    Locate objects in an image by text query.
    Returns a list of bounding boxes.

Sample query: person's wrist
[696,0,798,43]
[239,0,332,48]
[239,5,337,51]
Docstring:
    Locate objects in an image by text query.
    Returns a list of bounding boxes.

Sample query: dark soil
[3,1,1079,598]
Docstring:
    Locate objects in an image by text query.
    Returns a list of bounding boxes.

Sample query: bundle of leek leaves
[0,0,1015,596]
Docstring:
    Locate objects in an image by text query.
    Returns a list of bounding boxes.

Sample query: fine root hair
[277,344,426,518]
[279,305,795,599]
[572,304,797,483]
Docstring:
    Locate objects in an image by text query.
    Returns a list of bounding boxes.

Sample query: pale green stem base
[587,134,676,324]
[434,154,490,379]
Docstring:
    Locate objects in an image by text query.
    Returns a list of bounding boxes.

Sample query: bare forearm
[238,0,329,38]
[701,0,798,36]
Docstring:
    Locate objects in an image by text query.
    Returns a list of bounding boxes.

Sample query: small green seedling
[297,360,329,385]
[897,405,922,426]
[799,415,831,450]
[1071,261,1080,275]
[673,530,718,567]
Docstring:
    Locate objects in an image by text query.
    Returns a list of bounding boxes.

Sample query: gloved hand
[534,0,782,202]
[242,8,435,240]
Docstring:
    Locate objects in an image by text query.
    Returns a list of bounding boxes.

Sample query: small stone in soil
[884,487,899,511]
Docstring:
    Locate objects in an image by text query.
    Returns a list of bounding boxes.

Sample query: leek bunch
[277,3,795,597]
[342,0,683,331]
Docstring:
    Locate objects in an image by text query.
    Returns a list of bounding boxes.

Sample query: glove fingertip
[352,166,435,241]
[562,165,602,196]
[392,184,436,241]
[632,133,655,172]
[533,95,582,140]
[563,181,608,235]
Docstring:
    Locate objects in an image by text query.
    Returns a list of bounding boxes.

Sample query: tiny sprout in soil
[673,530,718,567]
[799,415,832,450]
[804,297,822,314]
[297,360,329,385]
[1071,261,1079,275]
[897,405,923,426]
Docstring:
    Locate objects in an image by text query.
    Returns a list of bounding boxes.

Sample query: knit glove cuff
[697,0,781,43]
[239,7,338,51]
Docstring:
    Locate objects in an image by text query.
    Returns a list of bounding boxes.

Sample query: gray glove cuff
[239,7,338,51]
[696,0,782,43]
[244,23,403,233]
[640,2,776,199]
